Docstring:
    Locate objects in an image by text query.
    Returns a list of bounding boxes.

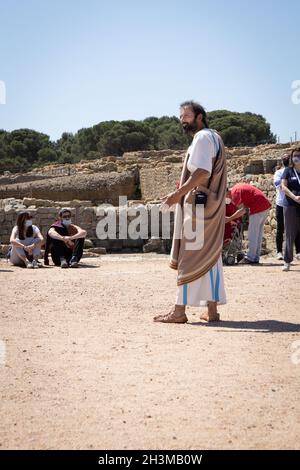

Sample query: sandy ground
[0,253,300,450]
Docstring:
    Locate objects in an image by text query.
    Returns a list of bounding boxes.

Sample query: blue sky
[0,0,299,143]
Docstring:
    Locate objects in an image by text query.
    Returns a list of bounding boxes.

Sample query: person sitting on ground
[225,183,271,264]
[44,208,87,268]
[9,211,43,268]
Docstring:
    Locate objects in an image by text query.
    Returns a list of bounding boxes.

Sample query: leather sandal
[153,307,188,323]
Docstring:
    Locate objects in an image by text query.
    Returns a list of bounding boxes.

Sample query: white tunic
[175,129,226,307]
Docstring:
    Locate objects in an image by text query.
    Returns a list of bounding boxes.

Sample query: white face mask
[25,220,33,227]
[225,198,232,205]
[292,156,300,165]
[62,219,72,226]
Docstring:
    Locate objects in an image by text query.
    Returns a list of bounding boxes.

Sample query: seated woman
[44,207,87,268]
[9,211,43,268]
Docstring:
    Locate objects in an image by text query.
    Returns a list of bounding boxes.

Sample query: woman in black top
[281,147,300,271]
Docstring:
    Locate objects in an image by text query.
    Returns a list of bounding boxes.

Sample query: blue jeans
[246,209,269,263]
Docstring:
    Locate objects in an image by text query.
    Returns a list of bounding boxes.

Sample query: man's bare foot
[200,301,220,322]
[200,311,220,322]
[153,305,188,323]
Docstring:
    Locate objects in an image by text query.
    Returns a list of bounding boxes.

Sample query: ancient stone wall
[0,171,138,204]
[1,142,299,255]
[0,198,174,254]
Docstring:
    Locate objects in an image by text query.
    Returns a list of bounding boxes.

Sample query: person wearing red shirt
[225,183,271,264]
[224,200,242,242]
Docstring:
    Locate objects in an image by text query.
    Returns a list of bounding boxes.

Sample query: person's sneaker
[236,253,244,263]
[25,260,34,269]
[69,257,79,268]
[238,256,254,265]
[282,262,290,272]
[32,260,40,269]
[276,252,283,260]
[296,253,300,261]
[60,258,69,268]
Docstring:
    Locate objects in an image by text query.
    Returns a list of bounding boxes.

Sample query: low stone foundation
[0,198,175,255]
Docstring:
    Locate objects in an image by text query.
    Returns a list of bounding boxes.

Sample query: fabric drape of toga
[170,129,227,287]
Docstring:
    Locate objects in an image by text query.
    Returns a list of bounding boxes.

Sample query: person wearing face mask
[9,211,43,268]
[281,148,300,271]
[44,208,87,268]
[273,153,300,261]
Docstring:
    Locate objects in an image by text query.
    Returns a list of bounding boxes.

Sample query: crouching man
[44,207,87,268]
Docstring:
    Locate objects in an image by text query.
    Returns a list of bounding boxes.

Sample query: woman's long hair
[16,211,33,240]
[290,147,300,168]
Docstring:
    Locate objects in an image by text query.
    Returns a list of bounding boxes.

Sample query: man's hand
[66,241,75,249]
[63,237,75,249]
[161,191,182,208]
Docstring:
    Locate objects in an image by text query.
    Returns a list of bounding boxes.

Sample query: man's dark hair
[180,100,209,128]
[59,207,72,217]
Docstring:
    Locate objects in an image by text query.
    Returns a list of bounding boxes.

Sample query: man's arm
[67,225,87,240]
[225,205,246,223]
[177,168,210,197]
[161,169,210,207]
[48,227,65,241]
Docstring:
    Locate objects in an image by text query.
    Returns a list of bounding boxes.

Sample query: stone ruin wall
[0,142,298,255]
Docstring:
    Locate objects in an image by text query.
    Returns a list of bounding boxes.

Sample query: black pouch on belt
[195,191,208,207]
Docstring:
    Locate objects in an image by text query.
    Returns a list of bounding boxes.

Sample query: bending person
[226,183,271,264]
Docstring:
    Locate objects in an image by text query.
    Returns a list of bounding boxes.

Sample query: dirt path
[0,254,299,449]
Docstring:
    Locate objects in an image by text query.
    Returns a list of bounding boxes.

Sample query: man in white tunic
[154,101,227,323]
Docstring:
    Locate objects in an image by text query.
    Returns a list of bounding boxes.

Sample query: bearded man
[154,101,227,323]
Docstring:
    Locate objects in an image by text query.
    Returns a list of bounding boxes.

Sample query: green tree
[0,110,276,173]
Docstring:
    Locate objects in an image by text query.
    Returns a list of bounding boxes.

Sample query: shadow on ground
[189,320,300,333]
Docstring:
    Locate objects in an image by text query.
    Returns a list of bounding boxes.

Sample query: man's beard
[181,119,198,135]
